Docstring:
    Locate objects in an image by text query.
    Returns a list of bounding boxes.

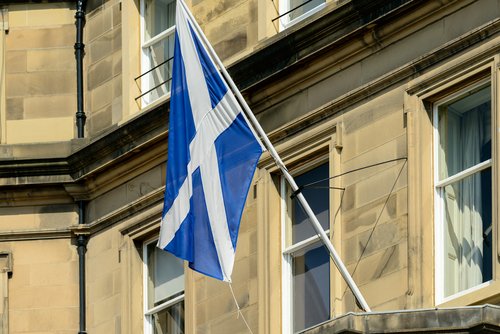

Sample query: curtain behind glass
[147,243,184,308]
[143,0,176,103]
[144,0,176,40]
[439,86,492,297]
[146,34,175,101]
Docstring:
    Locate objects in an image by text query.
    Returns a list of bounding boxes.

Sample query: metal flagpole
[177,0,371,312]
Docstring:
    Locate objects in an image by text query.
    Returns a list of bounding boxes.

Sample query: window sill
[437,280,500,307]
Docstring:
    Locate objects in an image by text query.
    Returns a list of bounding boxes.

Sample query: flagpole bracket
[290,185,304,199]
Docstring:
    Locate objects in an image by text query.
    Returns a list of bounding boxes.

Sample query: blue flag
[157,1,264,282]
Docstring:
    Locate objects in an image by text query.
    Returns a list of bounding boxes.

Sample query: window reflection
[292,243,330,332]
[291,163,329,244]
[144,240,185,334]
[285,162,330,332]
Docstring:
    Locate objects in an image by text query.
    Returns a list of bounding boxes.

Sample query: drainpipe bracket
[74,42,85,51]
[71,224,91,236]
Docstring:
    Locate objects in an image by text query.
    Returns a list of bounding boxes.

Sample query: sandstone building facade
[0,0,499,333]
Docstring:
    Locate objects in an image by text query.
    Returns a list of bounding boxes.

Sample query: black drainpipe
[77,201,87,334]
[75,0,87,138]
[75,1,88,334]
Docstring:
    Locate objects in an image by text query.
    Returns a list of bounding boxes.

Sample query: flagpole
[177,0,371,313]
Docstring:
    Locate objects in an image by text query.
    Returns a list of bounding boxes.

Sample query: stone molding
[72,186,164,237]
[0,228,71,241]
[302,304,500,333]
[266,18,500,145]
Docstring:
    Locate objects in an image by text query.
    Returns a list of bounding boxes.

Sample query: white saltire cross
[158,8,243,281]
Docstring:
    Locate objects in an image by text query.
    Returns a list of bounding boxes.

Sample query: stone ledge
[302,305,500,334]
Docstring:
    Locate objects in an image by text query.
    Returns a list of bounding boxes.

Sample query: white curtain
[442,104,489,297]
[458,110,483,290]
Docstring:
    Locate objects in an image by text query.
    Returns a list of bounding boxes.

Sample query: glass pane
[441,168,492,298]
[292,242,330,332]
[289,0,325,21]
[289,163,329,244]
[144,0,176,40]
[143,33,175,103]
[152,301,184,334]
[147,243,184,308]
[437,85,491,180]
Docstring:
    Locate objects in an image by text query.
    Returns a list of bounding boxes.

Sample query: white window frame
[142,237,185,334]
[281,160,331,334]
[278,0,326,30]
[433,79,493,304]
[140,0,176,106]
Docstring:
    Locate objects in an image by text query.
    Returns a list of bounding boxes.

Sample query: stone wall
[85,0,123,137]
[0,204,77,231]
[1,239,78,333]
[2,0,123,142]
[340,87,408,311]
[4,2,76,144]
[191,0,259,63]
[86,225,123,333]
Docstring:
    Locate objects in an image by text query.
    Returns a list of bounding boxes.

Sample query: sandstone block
[27,48,74,72]
[6,26,74,50]
[26,3,75,26]
[87,6,113,43]
[6,98,23,120]
[6,117,74,144]
[88,104,112,136]
[24,95,76,119]
[6,51,26,73]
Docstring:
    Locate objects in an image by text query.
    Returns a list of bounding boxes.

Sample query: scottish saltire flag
[157,1,264,282]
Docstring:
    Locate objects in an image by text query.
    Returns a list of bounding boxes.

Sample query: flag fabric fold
[157,0,263,282]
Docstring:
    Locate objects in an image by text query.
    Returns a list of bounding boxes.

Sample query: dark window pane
[147,243,184,308]
[292,163,329,243]
[145,0,176,39]
[292,243,330,332]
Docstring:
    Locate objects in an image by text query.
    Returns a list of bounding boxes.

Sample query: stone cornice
[267,18,500,145]
[304,304,500,333]
[0,228,72,241]
[0,102,169,201]
[70,187,164,237]
[230,0,421,93]
[68,104,169,181]
[0,186,164,241]
[237,0,481,116]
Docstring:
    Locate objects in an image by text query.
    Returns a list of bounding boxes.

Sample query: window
[143,239,185,334]
[434,81,493,303]
[279,0,326,29]
[282,162,330,333]
[140,0,176,105]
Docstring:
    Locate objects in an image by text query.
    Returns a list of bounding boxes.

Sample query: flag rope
[228,283,254,334]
